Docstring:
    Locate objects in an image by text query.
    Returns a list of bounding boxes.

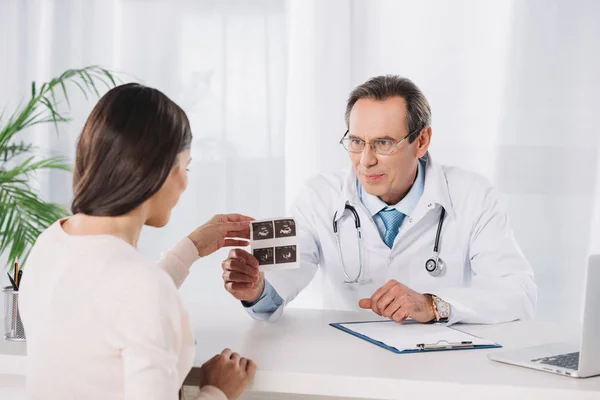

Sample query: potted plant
[0,66,118,271]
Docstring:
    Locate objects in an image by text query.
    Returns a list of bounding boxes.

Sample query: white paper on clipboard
[339,320,498,352]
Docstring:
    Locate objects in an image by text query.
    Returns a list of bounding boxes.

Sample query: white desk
[2,304,600,399]
[188,305,600,400]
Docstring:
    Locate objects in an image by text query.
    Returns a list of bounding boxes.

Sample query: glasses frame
[339,127,424,155]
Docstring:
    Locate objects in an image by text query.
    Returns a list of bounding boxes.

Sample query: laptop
[488,254,600,378]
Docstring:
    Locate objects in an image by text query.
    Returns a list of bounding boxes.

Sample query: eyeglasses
[339,127,423,155]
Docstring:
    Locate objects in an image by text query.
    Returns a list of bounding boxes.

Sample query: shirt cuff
[197,385,227,400]
[242,279,283,314]
[170,237,201,266]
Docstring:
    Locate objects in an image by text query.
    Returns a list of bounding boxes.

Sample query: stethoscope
[332,204,446,284]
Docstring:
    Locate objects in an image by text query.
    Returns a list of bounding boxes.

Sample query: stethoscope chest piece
[425,254,445,277]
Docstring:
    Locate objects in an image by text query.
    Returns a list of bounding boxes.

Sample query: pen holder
[2,287,25,341]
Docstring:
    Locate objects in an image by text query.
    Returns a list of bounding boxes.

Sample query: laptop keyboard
[532,352,580,370]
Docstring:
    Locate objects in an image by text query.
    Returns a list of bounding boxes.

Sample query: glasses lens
[373,139,395,154]
[343,138,364,153]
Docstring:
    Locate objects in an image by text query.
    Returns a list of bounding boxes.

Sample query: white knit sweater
[19,220,226,400]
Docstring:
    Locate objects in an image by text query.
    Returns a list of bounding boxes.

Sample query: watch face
[435,298,451,318]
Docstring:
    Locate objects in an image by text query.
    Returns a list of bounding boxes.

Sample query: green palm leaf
[0,66,119,270]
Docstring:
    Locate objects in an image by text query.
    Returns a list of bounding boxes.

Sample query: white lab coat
[262,153,537,325]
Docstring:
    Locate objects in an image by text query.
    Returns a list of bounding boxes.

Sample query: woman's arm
[158,214,252,288]
[158,238,199,288]
[108,263,190,399]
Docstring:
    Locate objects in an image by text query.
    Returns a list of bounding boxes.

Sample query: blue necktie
[378,207,404,248]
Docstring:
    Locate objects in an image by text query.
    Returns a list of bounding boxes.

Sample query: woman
[19,83,257,400]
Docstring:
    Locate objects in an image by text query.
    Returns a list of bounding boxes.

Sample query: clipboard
[330,320,502,354]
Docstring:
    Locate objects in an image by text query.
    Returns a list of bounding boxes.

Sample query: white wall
[285,0,600,321]
[3,0,600,322]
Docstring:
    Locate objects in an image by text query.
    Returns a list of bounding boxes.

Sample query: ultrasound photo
[275,245,297,264]
[253,248,274,265]
[252,221,274,240]
[275,219,296,238]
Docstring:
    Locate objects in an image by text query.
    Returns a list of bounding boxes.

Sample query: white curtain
[285,0,600,321]
[0,0,287,306]
[3,0,600,322]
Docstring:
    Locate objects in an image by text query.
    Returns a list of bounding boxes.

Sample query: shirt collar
[334,152,455,222]
[358,158,425,217]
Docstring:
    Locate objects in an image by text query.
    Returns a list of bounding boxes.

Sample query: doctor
[221,75,537,325]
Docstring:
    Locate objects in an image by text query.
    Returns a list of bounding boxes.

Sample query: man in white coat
[221,75,537,325]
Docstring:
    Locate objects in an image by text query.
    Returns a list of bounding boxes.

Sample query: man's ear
[416,127,432,158]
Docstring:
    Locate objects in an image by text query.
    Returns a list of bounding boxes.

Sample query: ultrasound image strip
[252,219,297,241]
[254,245,298,266]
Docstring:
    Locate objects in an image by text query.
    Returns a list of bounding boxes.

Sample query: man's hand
[358,280,435,323]
[188,214,252,257]
[222,249,265,303]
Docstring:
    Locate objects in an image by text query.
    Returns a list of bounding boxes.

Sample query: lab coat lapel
[409,153,456,225]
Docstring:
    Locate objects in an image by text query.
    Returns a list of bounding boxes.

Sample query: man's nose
[360,143,378,167]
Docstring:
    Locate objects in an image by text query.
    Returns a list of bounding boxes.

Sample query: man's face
[347,96,429,204]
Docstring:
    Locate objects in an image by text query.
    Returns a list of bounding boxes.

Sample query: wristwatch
[431,295,451,321]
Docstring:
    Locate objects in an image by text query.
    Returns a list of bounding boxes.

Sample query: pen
[7,273,18,291]
[13,258,18,287]
[417,340,474,350]
[17,270,23,289]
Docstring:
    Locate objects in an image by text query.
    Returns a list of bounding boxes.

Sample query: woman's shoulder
[33,220,178,296]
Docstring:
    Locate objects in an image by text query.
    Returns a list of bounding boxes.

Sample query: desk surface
[188,305,600,399]
[2,304,600,399]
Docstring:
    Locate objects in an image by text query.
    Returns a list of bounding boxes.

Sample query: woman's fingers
[223,239,250,247]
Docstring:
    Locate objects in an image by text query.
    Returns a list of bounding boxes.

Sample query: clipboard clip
[416,340,474,350]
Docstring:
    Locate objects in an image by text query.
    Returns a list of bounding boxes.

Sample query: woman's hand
[188,214,253,257]
[199,348,256,400]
